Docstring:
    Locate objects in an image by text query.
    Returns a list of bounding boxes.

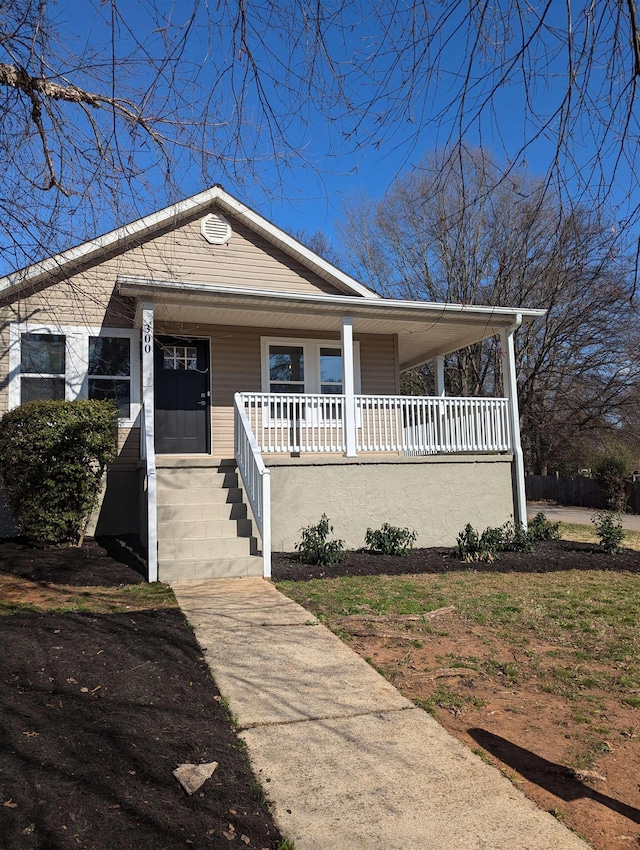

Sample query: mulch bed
[272,539,640,581]
[0,540,283,850]
[0,537,147,587]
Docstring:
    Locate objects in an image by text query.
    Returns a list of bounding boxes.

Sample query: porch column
[500,315,527,529]
[341,316,357,457]
[141,303,158,582]
[434,355,445,397]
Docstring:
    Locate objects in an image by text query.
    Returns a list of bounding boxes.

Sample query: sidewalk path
[172,578,588,850]
[528,502,640,531]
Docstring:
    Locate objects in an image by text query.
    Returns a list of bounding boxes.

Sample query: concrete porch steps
[155,458,263,582]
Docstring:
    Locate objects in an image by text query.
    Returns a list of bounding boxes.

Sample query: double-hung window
[88,336,132,418]
[9,325,140,425]
[20,333,66,403]
[261,337,360,398]
[268,345,305,394]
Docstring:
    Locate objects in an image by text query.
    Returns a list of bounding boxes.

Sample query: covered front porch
[118,276,543,581]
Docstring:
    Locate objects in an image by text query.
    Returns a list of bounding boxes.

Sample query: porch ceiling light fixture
[200,212,232,245]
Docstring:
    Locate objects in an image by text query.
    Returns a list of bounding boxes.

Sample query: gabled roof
[0,185,378,300]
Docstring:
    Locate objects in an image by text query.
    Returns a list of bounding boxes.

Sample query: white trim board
[9,323,141,427]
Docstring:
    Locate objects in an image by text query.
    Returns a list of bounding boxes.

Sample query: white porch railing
[241,392,346,453]
[234,394,272,578]
[356,395,512,454]
[239,393,512,455]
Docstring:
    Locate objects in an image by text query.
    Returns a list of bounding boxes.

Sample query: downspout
[500,314,527,529]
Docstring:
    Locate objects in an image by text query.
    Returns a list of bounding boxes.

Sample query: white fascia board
[0,185,377,300]
[116,276,546,322]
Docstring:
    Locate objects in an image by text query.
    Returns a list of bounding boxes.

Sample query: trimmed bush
[365,523,417,556]
[0,399,118,546]
[296,514,346,566]
[592,511,625,555]
[455,518,542,561]
[528,512,561,542]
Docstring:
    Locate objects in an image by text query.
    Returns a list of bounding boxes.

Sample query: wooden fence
[526,475,640,513]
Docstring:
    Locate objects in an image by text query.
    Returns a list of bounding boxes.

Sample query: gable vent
[200,212,232,245]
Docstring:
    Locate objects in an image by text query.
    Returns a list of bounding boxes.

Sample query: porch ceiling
[118,277,545,370]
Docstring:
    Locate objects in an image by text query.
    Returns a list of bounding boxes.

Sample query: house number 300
[143,322,152,354]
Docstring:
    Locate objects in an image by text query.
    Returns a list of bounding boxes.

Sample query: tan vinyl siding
[0,322,9,415]
[158,322,399,456]
[52,209,343,300]
[359,334,398,394]
[0,202,352,413]
[126,213,344,295]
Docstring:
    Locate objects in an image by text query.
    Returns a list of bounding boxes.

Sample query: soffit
[118,277,544,369]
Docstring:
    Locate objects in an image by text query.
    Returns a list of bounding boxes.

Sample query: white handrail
[234,393,271,578]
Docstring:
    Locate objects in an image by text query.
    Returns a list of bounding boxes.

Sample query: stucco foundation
[267,453,515,551]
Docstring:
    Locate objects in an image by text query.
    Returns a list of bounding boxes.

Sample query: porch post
[500,315,527,530]
[434,355,445,397]
[341,316,357,457]
[141,303,158,582]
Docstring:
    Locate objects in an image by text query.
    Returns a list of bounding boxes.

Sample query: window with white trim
[261,337,360,395]
[9,325,140,425]
[268,345,305,393]
[88,336,132,418]
[20,333,66,403]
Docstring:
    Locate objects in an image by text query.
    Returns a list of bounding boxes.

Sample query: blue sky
[24,1,640,255]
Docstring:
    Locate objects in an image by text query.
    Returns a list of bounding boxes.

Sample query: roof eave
[116,276,546,323]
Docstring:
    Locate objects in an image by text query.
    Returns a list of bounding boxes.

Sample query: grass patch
[277,568,640,703]
[0,573,176,615]
[560,521,640,551]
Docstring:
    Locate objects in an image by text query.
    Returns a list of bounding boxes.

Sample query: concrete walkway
[528,502,640,531]
[172,578,589,850]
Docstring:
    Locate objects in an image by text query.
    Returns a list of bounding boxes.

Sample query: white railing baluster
[237,393,512,457]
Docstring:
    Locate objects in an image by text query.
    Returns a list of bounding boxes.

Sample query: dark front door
[155,336,210,454]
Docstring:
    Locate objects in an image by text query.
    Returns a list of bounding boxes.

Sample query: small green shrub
[479,524,509,553]
[500,521,535,553]
[592,511,625,555]
[455,519,537,561]
[296,514,346,566]
[364,523,417,555]
[528,512,561,542]
[0,399,118,547]
[456,523,496,563]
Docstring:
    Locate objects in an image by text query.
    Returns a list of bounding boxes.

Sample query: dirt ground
[0,538,283,850]
[274,543,640,850]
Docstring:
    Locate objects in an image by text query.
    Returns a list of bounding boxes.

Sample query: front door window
[163,345,198,371]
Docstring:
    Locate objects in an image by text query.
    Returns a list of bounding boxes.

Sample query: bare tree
[339,147,640,474]
[3,1,640,273]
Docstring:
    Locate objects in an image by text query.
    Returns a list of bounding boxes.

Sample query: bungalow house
[0,186,543,582]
